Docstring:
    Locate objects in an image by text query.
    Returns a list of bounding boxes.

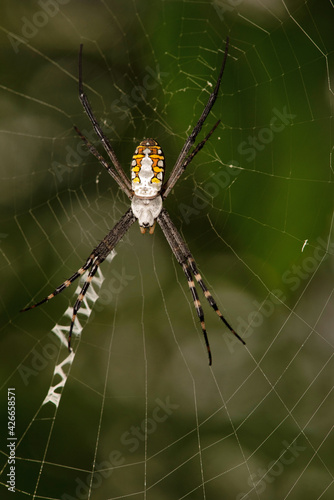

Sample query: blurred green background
[0,1,333,499]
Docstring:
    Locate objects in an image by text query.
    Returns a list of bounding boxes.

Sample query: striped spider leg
[158,209,245,365]
[22,36,245,363]
[21,209,136,350]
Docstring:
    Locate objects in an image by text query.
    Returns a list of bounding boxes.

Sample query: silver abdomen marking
[130,139,165,232]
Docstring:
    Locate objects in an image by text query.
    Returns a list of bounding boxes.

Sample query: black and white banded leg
[20,257,94,313]
[21,208,136,350]
[181,260,213,365]
[188,257,245,345]
[158,208,244,365]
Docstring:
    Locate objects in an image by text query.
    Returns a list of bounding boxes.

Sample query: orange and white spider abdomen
[130,138,165,233]
[131,138,165,198]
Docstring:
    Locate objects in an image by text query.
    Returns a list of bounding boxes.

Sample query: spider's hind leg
[67,260,100,350]
[181,262,212,365]
[20,255,94,313]
[187,257,245,345]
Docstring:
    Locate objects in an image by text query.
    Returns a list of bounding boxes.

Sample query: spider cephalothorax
[21,37,245,365]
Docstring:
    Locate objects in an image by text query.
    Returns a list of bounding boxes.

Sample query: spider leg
[68,260,100,350]
[74,126,132,198]
[20,256,94,312]
[181,261,212,365]
[157,208,244,364]
[157,208,213,363]
[187,257,245,345]
[66,207,136,349]
[163,37,229,199]
[21,208,136,349]
[78,44,131,194]
[162,120,220,198]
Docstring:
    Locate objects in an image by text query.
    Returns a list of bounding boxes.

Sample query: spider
[21,36,245,365]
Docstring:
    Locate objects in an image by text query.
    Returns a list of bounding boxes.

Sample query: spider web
[1,0,334,499]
